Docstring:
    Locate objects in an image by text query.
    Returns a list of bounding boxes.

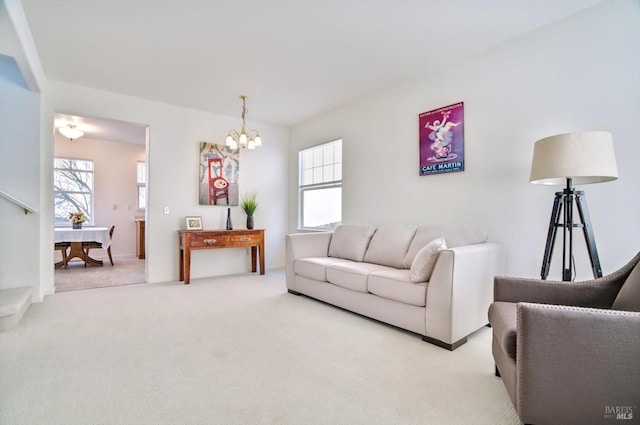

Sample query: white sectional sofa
[285,223,504,350]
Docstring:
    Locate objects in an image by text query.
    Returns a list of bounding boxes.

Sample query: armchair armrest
[516,303,640,425]
[495,252,640,308]
[494,276,624,309]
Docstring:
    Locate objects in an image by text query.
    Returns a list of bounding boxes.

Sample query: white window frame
[54,157,94,226]
[137,161,146,211]
[298,139,342,230]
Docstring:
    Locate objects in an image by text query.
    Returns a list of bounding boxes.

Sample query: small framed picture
[185,216,203,230]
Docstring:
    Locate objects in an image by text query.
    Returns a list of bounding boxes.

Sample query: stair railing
[0,189,37,214]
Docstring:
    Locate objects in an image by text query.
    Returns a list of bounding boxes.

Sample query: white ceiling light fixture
[225,95,262,150]
[58,124,84,141]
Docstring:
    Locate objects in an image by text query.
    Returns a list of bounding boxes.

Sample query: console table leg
[259,244,265,275]
[251,246,257,272]
[179,248,184,281]
[184,248,191,284]
[183,234,191,284]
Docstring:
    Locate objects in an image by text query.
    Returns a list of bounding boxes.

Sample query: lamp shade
[529,131,618,185]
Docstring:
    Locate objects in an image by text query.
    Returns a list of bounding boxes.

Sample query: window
[54,158,94,225]
[137,161,146,210]
[298,139,342,230]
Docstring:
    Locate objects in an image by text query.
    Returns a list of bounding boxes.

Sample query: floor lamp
[530,131,618,281]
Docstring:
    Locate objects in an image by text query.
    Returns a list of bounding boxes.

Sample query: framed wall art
[185,216,203,230]
[199,142,239,206]
[419,102,464,176]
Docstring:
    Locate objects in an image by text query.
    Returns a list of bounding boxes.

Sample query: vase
[226,207,233,230]
[246,215,254,230]
[73,222,82,229]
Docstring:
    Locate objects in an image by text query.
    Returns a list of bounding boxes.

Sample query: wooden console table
[178,229,265,284]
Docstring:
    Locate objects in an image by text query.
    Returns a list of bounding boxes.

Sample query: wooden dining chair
[83,225,115,267]
[54,242,71,268]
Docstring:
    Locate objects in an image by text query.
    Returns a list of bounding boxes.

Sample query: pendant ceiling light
[226,95,262,150]
[58,124,84,141]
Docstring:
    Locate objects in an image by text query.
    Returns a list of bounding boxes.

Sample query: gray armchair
[488,252,640,425]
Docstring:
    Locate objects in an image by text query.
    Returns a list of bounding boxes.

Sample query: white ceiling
[22,0,604,135]
[54,113,147,145]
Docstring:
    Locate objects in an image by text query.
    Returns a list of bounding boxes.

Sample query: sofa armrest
[494,276,623,309]
[285,232,333,290]
[425,242,504,345]
[285,232,332,259]
[516,303,640,425]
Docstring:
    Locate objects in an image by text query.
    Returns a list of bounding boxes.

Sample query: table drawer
[190,234,230,247]
[228,234,261,247]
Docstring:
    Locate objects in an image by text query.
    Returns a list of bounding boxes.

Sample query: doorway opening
[53,113,149,292]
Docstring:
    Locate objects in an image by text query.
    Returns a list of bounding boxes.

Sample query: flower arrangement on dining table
[69,211,86,224]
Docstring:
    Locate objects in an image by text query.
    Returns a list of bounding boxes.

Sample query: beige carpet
[0,270,519,425]
[54,255,146,292]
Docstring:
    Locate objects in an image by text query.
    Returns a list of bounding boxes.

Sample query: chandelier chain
[240,95,247,131]
[226,95,262,150]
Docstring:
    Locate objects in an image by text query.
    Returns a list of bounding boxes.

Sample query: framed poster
[199,142,239,206]
[419,102,464,176]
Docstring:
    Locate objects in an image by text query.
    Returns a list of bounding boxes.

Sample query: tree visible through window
[299,139,342,230]
[54,158,94,225]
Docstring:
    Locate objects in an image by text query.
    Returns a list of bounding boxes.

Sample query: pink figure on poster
[424,110,460,160]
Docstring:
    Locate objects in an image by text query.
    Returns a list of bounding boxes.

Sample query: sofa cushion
[294,257,346,282]
[612,262,640,312]
[402,225,487,268]
[488,302,518,361]
[409,237,447,282]
[439,225,487,248]
[368,270,428,307]
[327,262,394,293]
[328,224,377,262]
[363,224,417,268]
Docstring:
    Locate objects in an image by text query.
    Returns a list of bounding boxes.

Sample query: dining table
[54,227,111,268]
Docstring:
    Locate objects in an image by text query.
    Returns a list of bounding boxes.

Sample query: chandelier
[226,95,262,150]
[58,124,84,141]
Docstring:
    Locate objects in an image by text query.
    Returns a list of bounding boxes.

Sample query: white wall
[0,54,39,206]
[0,53,41,291]
[41,81,289,292]
[54,135,146,259]
[289,0,640,280]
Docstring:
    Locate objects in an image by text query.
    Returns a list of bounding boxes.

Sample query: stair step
[0,287,33,332]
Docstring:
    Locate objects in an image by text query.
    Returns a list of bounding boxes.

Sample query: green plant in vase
[240,191,258,229]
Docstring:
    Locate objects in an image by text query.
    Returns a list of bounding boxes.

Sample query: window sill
[296,227,335,233]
